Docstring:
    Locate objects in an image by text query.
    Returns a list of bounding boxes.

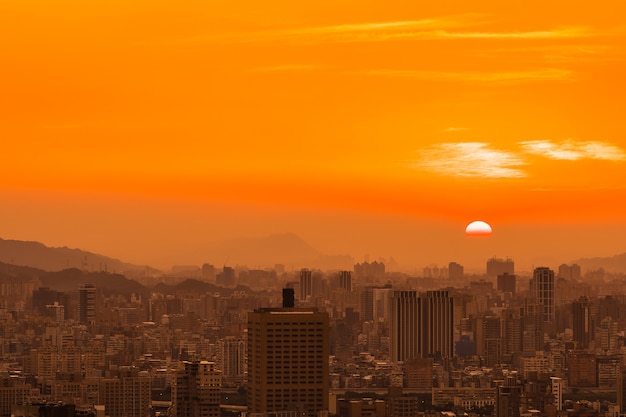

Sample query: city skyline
[2,1,626,272]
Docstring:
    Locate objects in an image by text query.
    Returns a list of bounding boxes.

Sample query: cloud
[415,142,526,178]
[520,140,626,161]
[182,16,601,46]
[439,26,593,40]
[443,127,470,132]
[357,68,573,84]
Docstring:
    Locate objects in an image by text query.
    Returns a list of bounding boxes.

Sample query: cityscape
[2,0,626,417]
[2,247,626,417]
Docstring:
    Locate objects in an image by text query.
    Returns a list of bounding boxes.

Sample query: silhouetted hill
[0,262,146,296]
[573,252,626,273]
[152,278,253,296]
[0,237,155,274]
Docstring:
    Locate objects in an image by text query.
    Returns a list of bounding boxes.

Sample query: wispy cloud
[358,68,574,84]
[520,140,626,161]
[415,142,526,178]
[443,127,470,132]
[439,26,593,40]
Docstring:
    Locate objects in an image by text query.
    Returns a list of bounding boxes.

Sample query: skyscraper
[420,290,455,359]
[572,296,592,349]
[497,273,517,295]
[173,361,222,417]
[338,270,352,292]
[487,257,514,278]
[448,262,464,281]
[390,290,421,362]
[78,283,96,325]
[247,305,329,417]
[530,267,555,322]
[299,268,312,300]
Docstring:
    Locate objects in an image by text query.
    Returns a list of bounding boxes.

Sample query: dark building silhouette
[496,375,522,417]
[337,270,352,292]
[530,267,555,323]
[78,284,96,326]
[572,296,593,349]
[497,273,517,295]
[282,288,294,308]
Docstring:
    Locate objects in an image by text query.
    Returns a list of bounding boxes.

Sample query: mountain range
[0,233,355,274]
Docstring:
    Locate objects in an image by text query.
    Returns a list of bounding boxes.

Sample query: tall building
[487,258,514,278]
[173,361,222,417]
[496,375,522,417]
[78,284,96,326]
[572,296,592,349]
[558,264,581,280]
[360,287,375,322]
[497,273,517,295]
[617,367,626,413]
[390,291,421,362]
[448,262,464,281]
[220,337,246,378]
[299,268,312,300]
[216,266,235,287]
[522,303,544,355]
[530,267,555,322]
[476,316,502,367]
[247,306,329,417]
[420,290,454,359]
[98,367,151,417]
[337,270,352,292]
[551,377,563,411]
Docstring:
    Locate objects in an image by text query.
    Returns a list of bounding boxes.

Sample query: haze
[2,0,626,273]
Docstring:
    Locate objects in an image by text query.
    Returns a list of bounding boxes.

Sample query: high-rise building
[299,268,312,300]
[448,262,464,281]
[173,361,222,417]
[558,264,581,280]
[78,284,96,325]
[98,367,151,417]
[337,270,352,292]
[497,273,517,295]
[360,287,375,322]
[522,303,544,355]
[390,291,421,362]
[487,258,514,278]
[530,267,555,323]
[496,375,522,417]
[476,316,502,367]
[420,290,454,359]
[572,296,592,349]
[551,377,563,411]
[220,337,246,378]
[568,352,597,387]
[216,266,235,287]
[247,306,329,417]
[617,367,626,413]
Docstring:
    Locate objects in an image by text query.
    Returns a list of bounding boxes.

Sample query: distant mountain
[573,252,626,273]
[0,237,156,274]
[204,233,353,269]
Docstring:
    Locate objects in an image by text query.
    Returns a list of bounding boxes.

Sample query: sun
[465,220,493,236]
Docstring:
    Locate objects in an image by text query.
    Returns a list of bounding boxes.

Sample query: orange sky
[2,1,626,272]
